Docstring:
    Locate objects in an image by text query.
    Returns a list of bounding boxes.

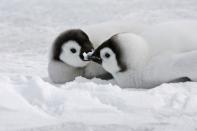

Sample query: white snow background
[1,0,197,130]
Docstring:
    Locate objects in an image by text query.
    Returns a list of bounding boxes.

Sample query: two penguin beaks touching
[49,21,197,88]
[48,21,145,84]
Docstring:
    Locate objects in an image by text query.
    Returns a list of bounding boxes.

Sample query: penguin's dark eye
[70,48,77,54]
[105,53,110,58]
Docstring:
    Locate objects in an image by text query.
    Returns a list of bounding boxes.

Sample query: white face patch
[100,48,121,74]
[59,41,89,67]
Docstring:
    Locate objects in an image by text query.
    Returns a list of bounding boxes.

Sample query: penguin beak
[87,48,102,64]
[88,54,102,64]
[80,50,93,61]
[80,45,94,61]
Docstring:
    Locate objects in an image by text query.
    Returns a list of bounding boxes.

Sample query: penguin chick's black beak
[88,55,102,64]
[80,52,92,61]
[80,47,94,61]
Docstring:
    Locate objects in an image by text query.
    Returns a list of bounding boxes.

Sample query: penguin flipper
[95,73,113,80]
[168,77,191,83]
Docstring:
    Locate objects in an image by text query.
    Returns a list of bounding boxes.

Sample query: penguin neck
[61,60,85,71]
[53,59,85,76]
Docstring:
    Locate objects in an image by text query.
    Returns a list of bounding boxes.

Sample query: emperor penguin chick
[48,29,94,84]
[89,33,150,88]
[89,31,197,88]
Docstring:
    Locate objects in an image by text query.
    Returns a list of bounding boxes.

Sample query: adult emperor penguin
[48,21,146,83]
[89,21,197,88]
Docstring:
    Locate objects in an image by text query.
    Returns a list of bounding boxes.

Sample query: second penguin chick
[89,31,197,88]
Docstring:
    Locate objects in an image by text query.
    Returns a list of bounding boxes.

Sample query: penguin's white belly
[142,21,197,56]
[48,60,83,83]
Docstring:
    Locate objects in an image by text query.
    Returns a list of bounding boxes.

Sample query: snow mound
[1,75,197,130]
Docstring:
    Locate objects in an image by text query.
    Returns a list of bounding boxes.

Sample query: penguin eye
[104,53,110,58]
[70,48,77,54]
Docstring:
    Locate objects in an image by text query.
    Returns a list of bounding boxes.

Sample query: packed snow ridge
[1,76,197,131]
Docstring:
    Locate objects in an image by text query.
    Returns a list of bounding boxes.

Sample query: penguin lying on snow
[48,21,146,84]
[89,21,197,88]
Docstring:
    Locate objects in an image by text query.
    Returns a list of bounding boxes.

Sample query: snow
[1,0,197,130]
[1,76,197,131]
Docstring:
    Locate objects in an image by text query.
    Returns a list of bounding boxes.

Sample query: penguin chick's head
[89,33,149,74]
[52,29,94,68]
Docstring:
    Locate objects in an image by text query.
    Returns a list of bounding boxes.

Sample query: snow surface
[1,0,197,130]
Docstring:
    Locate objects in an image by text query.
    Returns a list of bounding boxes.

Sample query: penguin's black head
[52,29,94,67]
[89,35,127,74]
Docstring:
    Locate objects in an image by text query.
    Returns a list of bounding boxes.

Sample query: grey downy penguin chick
[89,22,197,88]
[48,29,94,84]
